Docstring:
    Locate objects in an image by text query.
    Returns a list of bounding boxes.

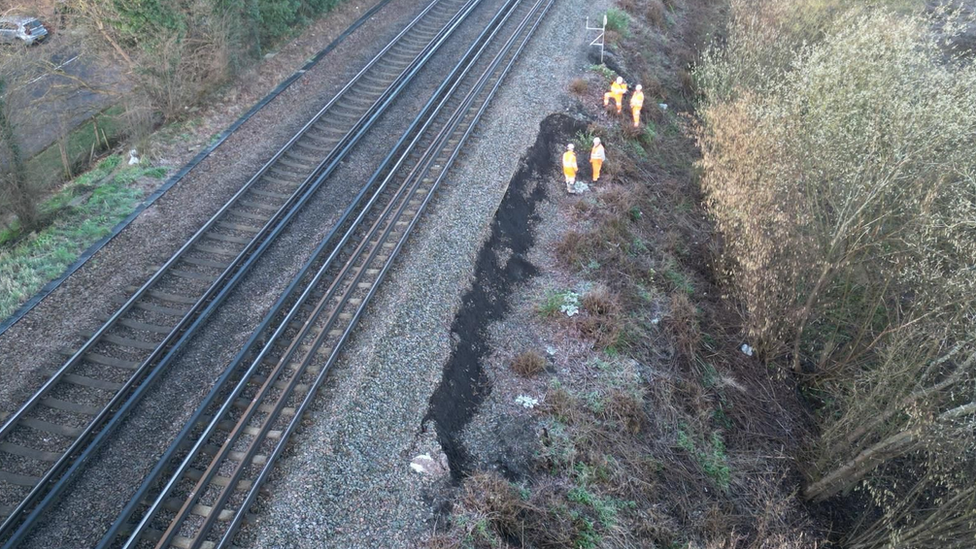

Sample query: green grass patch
[574,129,597,151]
[23,106,127,193]
[538,289,581,318]
[589,64,616,83]
[664,264,694,296]
[0,155,168,321]
[677,428,731,490]
[604,8,630,36]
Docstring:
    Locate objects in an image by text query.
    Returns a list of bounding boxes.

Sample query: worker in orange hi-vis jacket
[630,84,644,127]
[562,144,578,194]
[603,76,628,114]
[590,137,605,182]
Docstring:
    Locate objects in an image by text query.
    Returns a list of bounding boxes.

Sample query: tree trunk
[0,79,38,230]
[806,401,976,502]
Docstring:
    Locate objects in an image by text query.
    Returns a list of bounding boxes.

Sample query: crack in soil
[425,113,586,480]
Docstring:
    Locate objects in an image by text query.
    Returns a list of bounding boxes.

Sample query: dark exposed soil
[425,113,586,480]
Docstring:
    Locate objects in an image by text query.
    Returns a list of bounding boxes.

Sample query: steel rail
[176,0,538,539]
[104,0,553,545]
[93,0,522,542]
[0,0,483,544]
[217,4,555,546]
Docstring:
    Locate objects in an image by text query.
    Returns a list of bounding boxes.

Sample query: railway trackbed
[97,0,554,546]
[0,0,482,543]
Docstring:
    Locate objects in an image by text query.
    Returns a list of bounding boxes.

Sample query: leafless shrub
[72,0,233,122]
[677,69,695,94]
[600,387,646,433]
[616,0,640,14]
[697,1,976,544]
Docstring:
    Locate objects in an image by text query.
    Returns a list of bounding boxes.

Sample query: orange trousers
[591,160,602,181]
[604,92,623,113]
[632,106,641,127]
[563,167,577,182]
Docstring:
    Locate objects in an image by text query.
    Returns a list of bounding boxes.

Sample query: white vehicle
[0,16,49,46]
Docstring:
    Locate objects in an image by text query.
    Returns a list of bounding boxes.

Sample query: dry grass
[599,185,635,217]
[646,0,666,27]
[571,197,593,220]
[511,350,547,377]
[554,229,589,267]
[668,290,700,361]
[426,1,823,547]
[569,78,588,95]
[578,287,623,348]
[601,388,647,433]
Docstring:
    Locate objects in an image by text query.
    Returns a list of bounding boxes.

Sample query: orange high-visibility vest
[590,144,605,162]
[563,151,577,172]
[630,91,644,109]
[611,81,627,97]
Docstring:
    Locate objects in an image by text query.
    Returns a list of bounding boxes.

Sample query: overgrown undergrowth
[0,155,167,320]
[426,0,819,547]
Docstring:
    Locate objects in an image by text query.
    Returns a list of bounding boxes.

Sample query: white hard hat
[593,137,601,144]
[616,76,623,83]
[636,84,642,90]
[567,143,574,150]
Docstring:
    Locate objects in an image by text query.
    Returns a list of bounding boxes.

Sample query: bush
[569,78,588,94]
[511,350,547,377]
[646,0,666,28]
[696,2,976,545]
[579,287,622,348]
[604,8,630,37]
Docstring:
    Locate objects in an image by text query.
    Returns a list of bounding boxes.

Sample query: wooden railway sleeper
[0,442,62,462]
[275,156,314,172]
[121,287,203,306]
[94,316,172,335]
[247,188,292,200]
[76,331,161,352]
[108,295,192,316]
[39,398,101,416]
[38,371,124,391]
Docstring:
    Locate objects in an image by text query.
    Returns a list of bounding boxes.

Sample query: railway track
[0,0,483,544]
[98,0,554,546]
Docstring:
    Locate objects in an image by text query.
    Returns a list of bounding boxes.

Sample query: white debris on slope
[560,291,580,317]
[409,452,449,476]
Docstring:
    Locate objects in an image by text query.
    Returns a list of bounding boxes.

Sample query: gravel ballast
[0,0,405,415]
[5,0,516,545]
[241,0,609,545]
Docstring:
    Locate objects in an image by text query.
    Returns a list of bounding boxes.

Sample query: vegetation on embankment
[696,0,976,546]
[0,155,166,320]
[0,0,353,321]
[430,0,976,547]
[428,0,824,547]
[69,0,351,121]
[1,0,351,237]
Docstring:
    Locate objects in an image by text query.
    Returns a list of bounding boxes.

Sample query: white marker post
[585,14,607,65]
